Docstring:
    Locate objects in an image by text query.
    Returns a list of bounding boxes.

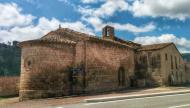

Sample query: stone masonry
[18,26,187,100]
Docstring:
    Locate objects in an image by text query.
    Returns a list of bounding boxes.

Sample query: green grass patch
[0,97,7,100]
[0,95,18,100]
[0,97,9,100]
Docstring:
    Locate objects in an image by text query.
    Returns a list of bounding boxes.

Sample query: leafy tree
[0,41,21,76]
[182,53,190,63]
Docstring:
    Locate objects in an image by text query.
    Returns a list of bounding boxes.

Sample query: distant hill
[182,53,190,63]
[0,41,21,76]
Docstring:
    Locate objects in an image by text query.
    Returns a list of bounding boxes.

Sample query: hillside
[0,42,21,76]
[182,53,190,63]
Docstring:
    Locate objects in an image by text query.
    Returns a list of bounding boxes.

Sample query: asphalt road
[56,93,190,108]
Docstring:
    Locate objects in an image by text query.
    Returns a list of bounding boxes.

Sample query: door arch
[118,67,125,87]
[168,73,174,86]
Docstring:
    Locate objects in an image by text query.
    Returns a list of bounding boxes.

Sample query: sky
[0,0,190,53]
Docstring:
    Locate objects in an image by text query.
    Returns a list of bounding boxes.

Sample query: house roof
[42,28,94,41]
[19,35,76,47]
[19,39,76,47]
[19,27,178,51]
[40,31,77,44]
[139,43,173,51]
[114,36,141,48]
[39,28,136,49]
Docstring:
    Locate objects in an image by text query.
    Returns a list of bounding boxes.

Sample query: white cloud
[130,0,190,21]
[0,17,94,42]
[82,17,104,31]
[134,34,190,53]
[94,0,128,18]
[109,22,155,33]
[37,17,94,35]
[0,3,35,27]
[79,0,128,18]
[81,0,101,4]
[57,0,75,7]
[0,3,94,42]
[79,0,155,33]
[82,16,156,33]
[81,0,96,4]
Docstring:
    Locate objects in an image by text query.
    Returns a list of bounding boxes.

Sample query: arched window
[24,57,34,70]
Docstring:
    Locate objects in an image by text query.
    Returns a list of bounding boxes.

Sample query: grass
[0,97,8,99]
[0,95,18,100]
[0,97,19,105]
[0,95,19,104]
[0,97,9,100]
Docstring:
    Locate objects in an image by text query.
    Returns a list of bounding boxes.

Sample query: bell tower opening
[102,25,115,40]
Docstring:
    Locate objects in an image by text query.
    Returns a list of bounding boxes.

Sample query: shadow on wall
[185,63,190,84]
[135,62,162,87]
[28,64,73,98]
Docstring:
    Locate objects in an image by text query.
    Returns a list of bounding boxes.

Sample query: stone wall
[136,44,186,87]
[135,50,162,87]
[19,42,75,100]
[160,44,186,85]
[19,39,136,100]
[0,76,19,97]
[185,63,190,83]
[70,41,86,94]
[85,40,135,93]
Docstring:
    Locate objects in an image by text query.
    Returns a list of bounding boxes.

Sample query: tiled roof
[19,38,76,47]
[40,33,76,44]
[19,28,175,50]
[114,36,141,48]
[139,43,173,51]
[41,28,135,49]
[42,28,96,41]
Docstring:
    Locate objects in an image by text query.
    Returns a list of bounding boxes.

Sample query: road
[56,93,190,108]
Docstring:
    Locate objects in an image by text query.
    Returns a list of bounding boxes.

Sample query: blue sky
[0,0,190,52]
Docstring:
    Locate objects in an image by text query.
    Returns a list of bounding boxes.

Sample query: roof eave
[18,39,76,48]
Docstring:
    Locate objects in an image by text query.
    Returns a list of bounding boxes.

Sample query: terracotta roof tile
[41,28,136,49]
[139,43,173,51]
[19,28,175,51]
[40,33,76,44]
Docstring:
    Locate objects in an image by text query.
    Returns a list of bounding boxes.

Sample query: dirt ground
[1,86,190,108]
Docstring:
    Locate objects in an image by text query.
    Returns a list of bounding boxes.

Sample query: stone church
[19,26,186,100]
